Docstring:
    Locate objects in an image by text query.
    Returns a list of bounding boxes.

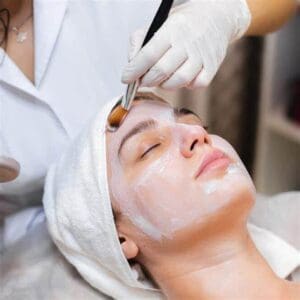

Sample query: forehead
[123,99,174,124]
[107,100,175,142]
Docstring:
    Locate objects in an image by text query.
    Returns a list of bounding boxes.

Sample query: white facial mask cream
[108,102,256,241]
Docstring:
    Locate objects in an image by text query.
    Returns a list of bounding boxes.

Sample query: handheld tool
[108,0,174,130]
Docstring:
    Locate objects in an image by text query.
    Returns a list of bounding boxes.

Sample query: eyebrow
[117,108,202,157]
[118,119,158,157]
[175,107,200,119]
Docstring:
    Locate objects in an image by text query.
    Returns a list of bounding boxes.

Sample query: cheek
[130,152,192,238]
[210,135,241,161]
[210,135,252,178]
[207,134,256,203]
[200,168,256,214]
[116,150,202,240]
[131,165,255,241]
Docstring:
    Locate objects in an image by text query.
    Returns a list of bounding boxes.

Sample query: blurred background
[158,7,300,195]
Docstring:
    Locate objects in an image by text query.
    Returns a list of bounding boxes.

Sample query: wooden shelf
[266,112,300,145]
[254,14,300,194]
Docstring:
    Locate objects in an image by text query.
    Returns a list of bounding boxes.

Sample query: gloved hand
[122,0,251,89]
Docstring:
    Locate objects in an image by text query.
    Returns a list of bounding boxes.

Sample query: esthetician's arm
[246,0,297,35]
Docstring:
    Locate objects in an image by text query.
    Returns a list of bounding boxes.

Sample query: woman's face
[106,99,255,242]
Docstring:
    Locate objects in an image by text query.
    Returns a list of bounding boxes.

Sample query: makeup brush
[107,81,139,129]
[107,0,174,130]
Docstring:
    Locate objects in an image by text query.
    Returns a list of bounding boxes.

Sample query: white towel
[248,224,300,279]
[43,94,300,299]
[43,96,164,299]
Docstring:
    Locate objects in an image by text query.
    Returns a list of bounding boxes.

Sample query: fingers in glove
[140,47,188,87]
[160,55,203,90]
[187,50,224,89]
[128,28,147,62]
[187,69,210,89]
[186,42,223,89]
[122,27,170,84]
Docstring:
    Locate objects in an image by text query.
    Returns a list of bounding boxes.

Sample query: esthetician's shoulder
[249,191,300,250]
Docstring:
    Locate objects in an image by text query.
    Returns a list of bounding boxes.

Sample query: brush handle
[123,81,139,109]
[142,0,174,47]
[122,0,174,110]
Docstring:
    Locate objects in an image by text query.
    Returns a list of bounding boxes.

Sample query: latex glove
[122,0,251,89]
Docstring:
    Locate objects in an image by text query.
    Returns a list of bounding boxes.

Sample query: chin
[200,169,255,224]
[221,174,256,222]
[169,179,255,246]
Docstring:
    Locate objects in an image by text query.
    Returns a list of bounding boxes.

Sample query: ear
[119,234,139,259]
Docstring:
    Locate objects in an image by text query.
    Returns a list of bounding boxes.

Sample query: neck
[1,1,22,15]
[151,227,298,300]
[0,0,32,18]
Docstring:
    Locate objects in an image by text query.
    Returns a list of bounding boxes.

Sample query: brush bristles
[107,105,128,130]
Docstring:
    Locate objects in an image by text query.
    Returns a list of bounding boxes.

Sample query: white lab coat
[0,0,160,218]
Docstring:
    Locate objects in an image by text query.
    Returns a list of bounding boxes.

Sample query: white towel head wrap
[43,95,164,299]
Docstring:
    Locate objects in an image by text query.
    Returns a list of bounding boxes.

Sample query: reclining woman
[43,92,300,299]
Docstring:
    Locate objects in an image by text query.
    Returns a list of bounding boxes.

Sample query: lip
[194,149,231,179]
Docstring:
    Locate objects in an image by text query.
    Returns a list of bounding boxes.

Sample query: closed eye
[141,143,161,159]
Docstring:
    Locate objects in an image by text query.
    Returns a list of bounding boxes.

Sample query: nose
[177,124,211,158]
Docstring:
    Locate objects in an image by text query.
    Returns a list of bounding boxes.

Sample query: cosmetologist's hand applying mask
[121,0,251,90]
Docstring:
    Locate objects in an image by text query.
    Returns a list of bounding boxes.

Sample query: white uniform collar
[34,0,68,87]
[249,223,300,278]
[0,47,41,99]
